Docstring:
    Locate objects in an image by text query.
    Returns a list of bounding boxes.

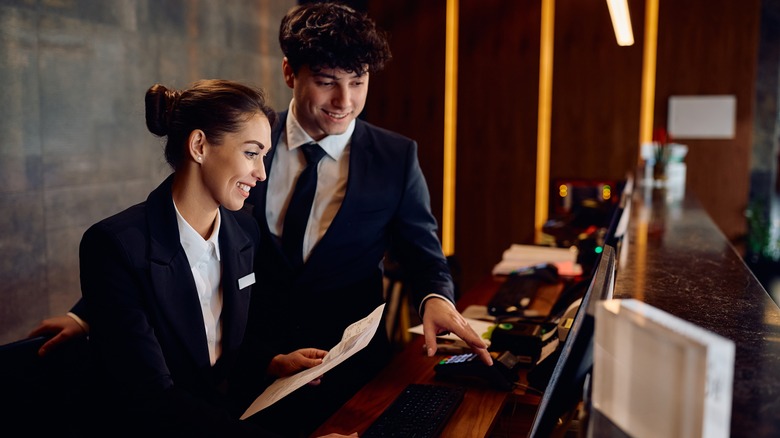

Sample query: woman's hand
[28,314,88,357]
[267,348,329,384]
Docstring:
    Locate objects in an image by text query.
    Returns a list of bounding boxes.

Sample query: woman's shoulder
[90,177,170,236]
[89,202,148,234]
[80,202,152,261]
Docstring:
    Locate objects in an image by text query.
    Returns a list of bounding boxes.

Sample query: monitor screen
[527,244,617,438]
[602,174,633,252]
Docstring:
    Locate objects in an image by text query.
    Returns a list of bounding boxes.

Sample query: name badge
[238,272,256,290]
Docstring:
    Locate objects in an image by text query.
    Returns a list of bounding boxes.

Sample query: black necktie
[283,142,326,268]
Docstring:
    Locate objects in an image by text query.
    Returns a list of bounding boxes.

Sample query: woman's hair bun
[145,84,180,136]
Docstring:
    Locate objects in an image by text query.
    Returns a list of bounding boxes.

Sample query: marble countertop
[613,182,780,437]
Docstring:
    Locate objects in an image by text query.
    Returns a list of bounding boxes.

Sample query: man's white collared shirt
[266,99,353,263]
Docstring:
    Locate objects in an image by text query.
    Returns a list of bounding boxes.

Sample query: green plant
[652,127,671,179]
[745,200,780,262]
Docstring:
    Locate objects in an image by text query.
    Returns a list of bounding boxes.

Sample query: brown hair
[145,79,277,170]
[279,2,391,75]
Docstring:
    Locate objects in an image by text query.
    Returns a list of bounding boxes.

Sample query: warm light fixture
[442,0,458,256]
[607,0,634,46]
[534,0,555,244]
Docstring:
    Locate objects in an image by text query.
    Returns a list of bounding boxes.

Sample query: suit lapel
[256,116,283,232]
[218,207,254,354]
[254,112,285,257]
[146,176,211,367]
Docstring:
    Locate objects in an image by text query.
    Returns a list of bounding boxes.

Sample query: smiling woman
[144,80,277,232]
[54,80,347,436]
[75,80,278,434]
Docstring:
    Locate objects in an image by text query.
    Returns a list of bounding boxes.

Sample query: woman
[79,79,354,437]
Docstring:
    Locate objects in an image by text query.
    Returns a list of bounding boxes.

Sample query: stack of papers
[492,244,581,276]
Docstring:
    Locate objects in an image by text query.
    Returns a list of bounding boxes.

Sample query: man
[31,3,491,436]
[243,2,490,434]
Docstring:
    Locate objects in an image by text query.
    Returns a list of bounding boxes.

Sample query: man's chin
[322,116,353,134]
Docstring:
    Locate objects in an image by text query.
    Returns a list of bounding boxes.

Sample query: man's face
[284,59,369,141]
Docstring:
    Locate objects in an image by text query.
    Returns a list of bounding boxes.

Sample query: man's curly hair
[279,2,392,75]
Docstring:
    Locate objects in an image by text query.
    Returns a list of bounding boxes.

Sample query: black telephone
[434,351,520,391]
[488,263,561,317]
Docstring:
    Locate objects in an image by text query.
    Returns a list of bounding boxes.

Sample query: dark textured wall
[0,0,294,345]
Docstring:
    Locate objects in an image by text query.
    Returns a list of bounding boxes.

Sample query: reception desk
[609,182,780,437]
[314,182,780,437]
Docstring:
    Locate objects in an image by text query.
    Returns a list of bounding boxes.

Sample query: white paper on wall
[668,95,736,139]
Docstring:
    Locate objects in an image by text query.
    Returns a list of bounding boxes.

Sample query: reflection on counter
[614,179,780,438]
[640,141,688,201]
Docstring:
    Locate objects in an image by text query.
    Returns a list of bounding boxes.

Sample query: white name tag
[238,272,256,290]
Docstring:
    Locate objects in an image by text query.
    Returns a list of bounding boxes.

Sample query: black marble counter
[613,182,780,437]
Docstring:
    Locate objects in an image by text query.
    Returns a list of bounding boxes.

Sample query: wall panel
[654,0,760,242]
[367,0,762,293]
[550,0,644,184]
[455,0,542,291]
[368,0,447,228]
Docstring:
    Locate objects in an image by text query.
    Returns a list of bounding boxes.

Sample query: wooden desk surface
[311,276,541,438]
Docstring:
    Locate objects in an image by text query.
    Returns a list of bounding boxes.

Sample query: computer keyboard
[362,383,466,438]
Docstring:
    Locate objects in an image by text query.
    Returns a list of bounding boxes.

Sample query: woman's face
[200,113,272,211]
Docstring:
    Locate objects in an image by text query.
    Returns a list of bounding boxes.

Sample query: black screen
[527,244,616,438]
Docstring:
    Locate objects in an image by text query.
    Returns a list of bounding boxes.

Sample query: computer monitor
[602,173,633,252]
[527,244,617,438]
[562,177,626,274]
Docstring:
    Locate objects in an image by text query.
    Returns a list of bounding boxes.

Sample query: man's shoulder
[224,207,261,241]
[356,118,415,145]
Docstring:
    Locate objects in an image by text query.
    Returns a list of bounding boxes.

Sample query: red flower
[652,127,670,145]
[651,127,671,167]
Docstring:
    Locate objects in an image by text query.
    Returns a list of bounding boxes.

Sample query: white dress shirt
[174,201,223,366]
[265,99,353,262]
[266,101,452,315]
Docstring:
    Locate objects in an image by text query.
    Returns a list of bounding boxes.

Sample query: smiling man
[244,2,492,435]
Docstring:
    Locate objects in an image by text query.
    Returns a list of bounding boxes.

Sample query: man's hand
[422,297,493,365]
[267,348,329,385]
[28,315,87,357]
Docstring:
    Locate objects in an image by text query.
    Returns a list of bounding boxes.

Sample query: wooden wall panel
[366,0,762,292]
[455,0,542,290]
[550,0,645,184]
[367,1,447,226]
[654,0,761,242]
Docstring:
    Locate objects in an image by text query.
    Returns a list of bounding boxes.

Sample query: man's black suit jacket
[246,110,455,361]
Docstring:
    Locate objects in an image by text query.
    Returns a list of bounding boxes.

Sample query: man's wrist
[418,294,456,316]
